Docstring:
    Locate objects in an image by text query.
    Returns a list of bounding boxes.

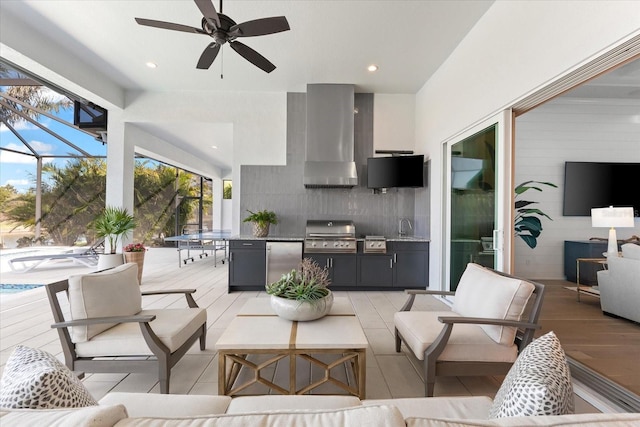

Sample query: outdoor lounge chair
[394,263,545,396]
[7,239,104,273]
[45,263,207,394]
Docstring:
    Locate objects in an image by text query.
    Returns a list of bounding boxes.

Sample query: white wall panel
[415,0,640,287]
[514,99,640,280]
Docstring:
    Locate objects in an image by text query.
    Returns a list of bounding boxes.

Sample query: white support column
[105,110,135,252]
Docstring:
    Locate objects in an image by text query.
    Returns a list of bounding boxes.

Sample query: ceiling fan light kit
[135,0,289,73]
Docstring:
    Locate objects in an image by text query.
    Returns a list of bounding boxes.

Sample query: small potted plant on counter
[243,209,278,237]
[266,258,333,321]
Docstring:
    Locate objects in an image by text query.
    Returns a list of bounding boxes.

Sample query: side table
[576,257,607,302]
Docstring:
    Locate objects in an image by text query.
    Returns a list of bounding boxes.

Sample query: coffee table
[215,297,368,398]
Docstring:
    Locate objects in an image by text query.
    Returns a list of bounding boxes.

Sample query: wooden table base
[218,349,366,398]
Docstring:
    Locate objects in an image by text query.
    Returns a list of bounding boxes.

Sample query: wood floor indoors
[2,247,635,413]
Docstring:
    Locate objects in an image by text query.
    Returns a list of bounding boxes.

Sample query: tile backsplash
[241,92,428,238]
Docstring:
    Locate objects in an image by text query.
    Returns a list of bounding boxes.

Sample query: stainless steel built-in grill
[363,235,387,254]
[304,220,357,253]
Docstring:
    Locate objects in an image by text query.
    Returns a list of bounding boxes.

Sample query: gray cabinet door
[330,254,357,287]
[358,255,393,287]
[393,250,428,288]
[306,253,357,287]
[229,241,266,290]
[392,242,429,288]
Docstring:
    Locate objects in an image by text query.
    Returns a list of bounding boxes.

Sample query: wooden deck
[0,247,625,413]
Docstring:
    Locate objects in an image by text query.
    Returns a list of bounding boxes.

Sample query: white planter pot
[270,291,334,321]
[97,253,124,271]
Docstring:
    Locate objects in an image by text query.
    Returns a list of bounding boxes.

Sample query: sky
[0,88,106,193]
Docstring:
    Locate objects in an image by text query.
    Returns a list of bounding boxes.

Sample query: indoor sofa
[597,243,640,323]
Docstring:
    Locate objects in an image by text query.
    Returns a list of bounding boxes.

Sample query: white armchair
[597,243,640,323]
[394,263,545,396]
[46,263,207,394]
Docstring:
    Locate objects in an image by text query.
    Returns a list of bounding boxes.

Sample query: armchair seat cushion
[394,311,518,362]
[75,308,207,357]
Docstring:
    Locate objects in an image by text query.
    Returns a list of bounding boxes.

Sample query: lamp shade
[591,206,635,228]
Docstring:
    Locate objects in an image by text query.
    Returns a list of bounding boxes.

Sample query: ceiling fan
[135,0,289,73]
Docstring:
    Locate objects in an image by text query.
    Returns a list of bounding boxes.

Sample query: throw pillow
[488,331,574,418]
[0,345,97,409]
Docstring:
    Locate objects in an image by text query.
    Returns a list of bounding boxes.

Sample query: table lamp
[591,206,635,257]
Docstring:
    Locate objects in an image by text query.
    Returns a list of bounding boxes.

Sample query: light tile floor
[0,247,598,412]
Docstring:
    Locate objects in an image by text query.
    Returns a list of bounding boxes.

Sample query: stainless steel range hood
[304,84,358,188]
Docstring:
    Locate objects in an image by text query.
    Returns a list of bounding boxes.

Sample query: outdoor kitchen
[231,85,430,292]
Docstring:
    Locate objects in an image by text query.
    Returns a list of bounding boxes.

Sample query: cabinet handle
[390,258,393,269]
[330,258,333,268]
[242,243,253,246]
[230,252,233,262]
[393,253,397,263]
[326,259,330,269]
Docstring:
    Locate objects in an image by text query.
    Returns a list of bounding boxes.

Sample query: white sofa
[597,243,640,323]
[2,393,639,426]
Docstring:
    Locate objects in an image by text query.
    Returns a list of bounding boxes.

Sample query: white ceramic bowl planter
[270,290,334,321]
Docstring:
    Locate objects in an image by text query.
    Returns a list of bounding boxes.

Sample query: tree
[0,65,72,126]
[4,158,201,247]
[0,184,18,213]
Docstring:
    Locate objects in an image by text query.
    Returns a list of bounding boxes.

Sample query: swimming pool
[0,284,44,294]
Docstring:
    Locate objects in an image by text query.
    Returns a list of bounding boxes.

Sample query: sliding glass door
[443,111,513,291]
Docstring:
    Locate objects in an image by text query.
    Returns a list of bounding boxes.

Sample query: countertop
[230,235,430,242]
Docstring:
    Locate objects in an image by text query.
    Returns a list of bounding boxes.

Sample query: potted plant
[92,206,136,270]
[514,180,557,249]
[123,242,146,284]
[243,209,278,237]
[266,258,333,321]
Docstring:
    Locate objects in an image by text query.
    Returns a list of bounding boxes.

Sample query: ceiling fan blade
[229,16,290,38]
[229,41,276,73]
[196,43,221,69]
[194,0,220,29]
[135,18,205,34]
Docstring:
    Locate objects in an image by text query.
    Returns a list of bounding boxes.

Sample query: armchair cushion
[453,264,534,346]
[488,331,573,418]
[68,263,142,343]
[0,346,97,409]
[75,308,207,357]
[394,311,518,362]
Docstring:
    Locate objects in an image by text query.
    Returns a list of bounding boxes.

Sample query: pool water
[0,284,44,294]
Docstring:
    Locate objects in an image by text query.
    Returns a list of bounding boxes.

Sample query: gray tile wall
[240,92,429,238]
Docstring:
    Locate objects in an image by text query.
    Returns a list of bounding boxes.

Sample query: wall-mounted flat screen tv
[563,161,640,217]
[367,155,425,189]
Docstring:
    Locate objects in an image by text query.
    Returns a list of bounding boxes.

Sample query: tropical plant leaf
[517,208,553,221]
[518,234,538,249]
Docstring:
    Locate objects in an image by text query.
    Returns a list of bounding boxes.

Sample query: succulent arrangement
[266,258,330,303]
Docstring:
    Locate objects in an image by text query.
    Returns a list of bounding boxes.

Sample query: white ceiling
[1,1,637,173]
[0,0,494,94]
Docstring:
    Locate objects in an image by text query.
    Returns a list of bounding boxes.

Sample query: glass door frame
[441,110,514,292]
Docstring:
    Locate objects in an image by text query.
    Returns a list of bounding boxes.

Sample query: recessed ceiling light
[211,145,218,149]
[146,62,157,69]
[367,64,378,72]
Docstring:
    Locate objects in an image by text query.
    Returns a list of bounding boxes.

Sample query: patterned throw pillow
[488,331,574,418]
[0,345,97,409]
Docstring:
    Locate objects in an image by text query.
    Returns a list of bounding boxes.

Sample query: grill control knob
[334,242,339,247]
[322,242,328,247]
